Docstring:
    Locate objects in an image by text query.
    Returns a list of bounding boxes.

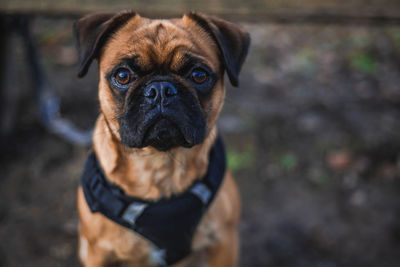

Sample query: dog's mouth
[118,85,207,151]
[142,117,189,151]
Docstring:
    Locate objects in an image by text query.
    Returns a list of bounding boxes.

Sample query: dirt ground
[1,16,400,267]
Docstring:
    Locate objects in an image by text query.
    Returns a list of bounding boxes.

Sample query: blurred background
[1,1,400,266]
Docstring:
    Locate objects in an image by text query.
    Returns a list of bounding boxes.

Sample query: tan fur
[77,14,242,267]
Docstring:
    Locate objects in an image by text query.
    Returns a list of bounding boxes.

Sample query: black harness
[81,136,226,266]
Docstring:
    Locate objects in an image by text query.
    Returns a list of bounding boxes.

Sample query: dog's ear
[74,11,137,78]
[185,12,250,87]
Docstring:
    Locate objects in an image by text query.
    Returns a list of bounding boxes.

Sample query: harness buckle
[121,202,148,226]
[190,183,212,204]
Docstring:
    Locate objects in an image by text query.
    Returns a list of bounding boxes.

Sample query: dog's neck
[92,114,216,200]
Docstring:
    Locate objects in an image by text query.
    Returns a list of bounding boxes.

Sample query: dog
[75,10,249,267]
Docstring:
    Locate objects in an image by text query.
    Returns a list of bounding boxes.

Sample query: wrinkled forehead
[99,16,220,73]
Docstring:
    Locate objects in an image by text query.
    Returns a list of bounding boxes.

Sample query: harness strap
[81,136,226,266]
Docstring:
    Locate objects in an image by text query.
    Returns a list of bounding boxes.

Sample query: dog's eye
[114,68,133,86]
[190,68,208,84]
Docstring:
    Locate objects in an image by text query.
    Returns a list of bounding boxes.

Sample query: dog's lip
[142,114,191,147]
[145,109,204,146]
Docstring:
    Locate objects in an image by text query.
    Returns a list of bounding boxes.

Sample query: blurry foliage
[387,28,400,48]
[350,52,377,74]
[280,152,298,171]
[227,145,255,173]
[308,168,332,186]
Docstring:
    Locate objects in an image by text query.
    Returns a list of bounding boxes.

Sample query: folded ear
[185,12,250,87]
[74,11,137,78]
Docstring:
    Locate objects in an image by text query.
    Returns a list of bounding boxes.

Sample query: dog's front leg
[206,227,239,267]
[79,235,114,267]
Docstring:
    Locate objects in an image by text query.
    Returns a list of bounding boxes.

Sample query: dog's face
[75,11,249,151]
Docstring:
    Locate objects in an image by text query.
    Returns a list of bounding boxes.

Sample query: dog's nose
[144,81,178,105]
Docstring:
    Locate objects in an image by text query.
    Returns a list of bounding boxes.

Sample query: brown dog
[75,10,249,267]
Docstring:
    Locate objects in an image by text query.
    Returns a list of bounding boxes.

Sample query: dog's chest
[146,215,219,266]
[111,213,218,266]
